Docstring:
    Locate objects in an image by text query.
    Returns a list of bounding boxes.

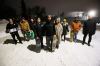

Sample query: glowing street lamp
[87,10,97,17]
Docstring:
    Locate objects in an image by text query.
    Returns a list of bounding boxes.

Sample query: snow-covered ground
[0,29,100,66]
[0,20,100,66]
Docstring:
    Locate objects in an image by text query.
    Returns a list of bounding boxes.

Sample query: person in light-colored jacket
[52,17,63,51]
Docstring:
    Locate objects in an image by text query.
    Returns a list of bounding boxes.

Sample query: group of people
[5,15,96,52]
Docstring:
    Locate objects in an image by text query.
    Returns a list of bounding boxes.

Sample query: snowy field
[0,21,100,66]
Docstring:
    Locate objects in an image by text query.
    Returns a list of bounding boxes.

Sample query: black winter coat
[62,23,69,35]
[34,23,44,37]
[6,23,18,33]
[43,21,56,36]
[83,19,96,35]
[29,21,36,32]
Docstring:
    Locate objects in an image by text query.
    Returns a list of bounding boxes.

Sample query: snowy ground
[0,22,100,66]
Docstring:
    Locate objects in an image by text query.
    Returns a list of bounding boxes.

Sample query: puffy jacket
[20,20,30,31]
[70,21,82,32]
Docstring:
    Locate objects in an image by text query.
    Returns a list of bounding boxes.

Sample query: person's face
[31,19,34,22]
[9,19,13,24]
[48,16,51,21]
[56,18,60,23]
[63,19,67,23]
[37,18,41,23]
[22,19,25,22]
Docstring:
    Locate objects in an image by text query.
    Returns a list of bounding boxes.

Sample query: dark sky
[3,0,100,16]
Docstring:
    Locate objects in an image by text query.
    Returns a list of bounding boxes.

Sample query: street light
[87,10,97,17]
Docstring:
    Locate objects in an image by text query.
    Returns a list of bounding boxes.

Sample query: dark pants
[83,33,92,45]
[62,34,66,41]
[10,31,22,44]
[35,36,43,48]
[40,37,43,47]
[46,36,53,50]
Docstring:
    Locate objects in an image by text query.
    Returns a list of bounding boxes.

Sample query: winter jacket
[28,21,36,32]
[55,23,63,36]
[70,21,82,32]
[34,23,44,38]
[20,20,30,32]
[83,19,96,35]
[6,23,18,34]
[62,23,69,35]
[43,21,56,36]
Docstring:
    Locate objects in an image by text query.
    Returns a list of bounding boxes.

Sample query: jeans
[70,31,78,42]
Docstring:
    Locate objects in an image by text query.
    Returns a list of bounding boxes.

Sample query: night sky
[2,0,100,16]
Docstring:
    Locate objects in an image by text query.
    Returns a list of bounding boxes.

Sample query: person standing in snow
[70,17,82,42]
[52,17,63,50]
[43,15,56,52]
[6,18,22,44]
[82,16,96,46]
[34,18,44,51]
[62,18,69,41]
[20,18,30,41]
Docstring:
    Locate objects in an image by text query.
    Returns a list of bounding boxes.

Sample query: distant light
[78,12,84,17]
[68,11,84,17]
[88,10,97,17]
